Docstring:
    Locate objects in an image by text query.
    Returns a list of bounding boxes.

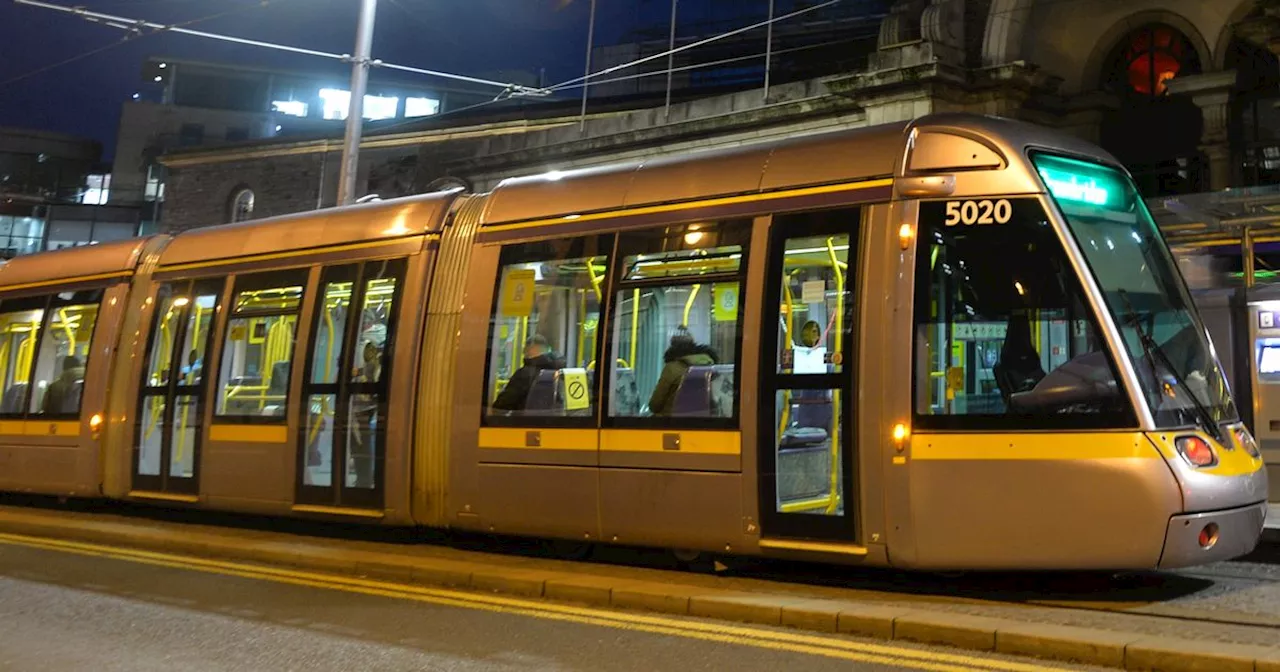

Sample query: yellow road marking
[0,532,1067,672]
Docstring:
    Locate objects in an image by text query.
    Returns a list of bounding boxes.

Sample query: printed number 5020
[944,199,1012,227]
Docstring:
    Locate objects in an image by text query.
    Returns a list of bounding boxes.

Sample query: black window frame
[212,268,308,424]
[481,234,616,430]
[909,196,1138,432]
[599,219,752,431]
[0,288,106,421]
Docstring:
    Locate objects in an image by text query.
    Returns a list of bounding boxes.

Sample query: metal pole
[580,0,598,132]
[338,0,378,206]
[664,0,679,120]
[1245,227,1257,289]
[763,0,775,101]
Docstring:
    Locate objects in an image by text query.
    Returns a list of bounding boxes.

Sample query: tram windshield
[1034,153,1238,430]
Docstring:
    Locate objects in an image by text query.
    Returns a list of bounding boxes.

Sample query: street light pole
[338,0,378,206]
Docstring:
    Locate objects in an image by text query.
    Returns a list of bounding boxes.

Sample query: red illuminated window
[1110,25,1198,97]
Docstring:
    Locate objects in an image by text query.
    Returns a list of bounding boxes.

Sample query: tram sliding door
[296,258,406,511]
[758,208,861,542]
[133,279,222,496]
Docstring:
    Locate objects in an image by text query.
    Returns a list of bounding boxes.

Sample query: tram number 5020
[944,199,1013,227]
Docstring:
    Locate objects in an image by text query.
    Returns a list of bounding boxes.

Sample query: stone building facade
[160,0,1280,231]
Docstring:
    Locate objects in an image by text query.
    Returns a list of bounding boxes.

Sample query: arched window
[229,188,255,223]
[1105,24,1201,98]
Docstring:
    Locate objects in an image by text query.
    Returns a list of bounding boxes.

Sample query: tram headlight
[1175,435,1218,468]
[1235,428,1262,459]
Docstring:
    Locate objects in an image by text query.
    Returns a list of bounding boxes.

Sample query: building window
[229,188,255,223]
[1106,24,1200,98]
[271,100,309,117]
[405,97,440,118]
[364,95,399,121]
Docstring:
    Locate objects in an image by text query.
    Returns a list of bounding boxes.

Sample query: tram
[0,113,1266,570]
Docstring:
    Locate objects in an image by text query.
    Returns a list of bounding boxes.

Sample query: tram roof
[479,112,1123,227]
[0,237,154,292]
[156,189,460,270]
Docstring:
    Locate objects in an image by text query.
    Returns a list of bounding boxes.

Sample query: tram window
[776,233,853,376]
[351,262,398,386]
[29,291,103,416]
[484,235,611,422]
[176,289,219,387]
[216,270,307,420]
[145,286,184,388]
[913,198,1133,429]
[0,297,47,416]
[310,270,354,386]
[608,220,749,422]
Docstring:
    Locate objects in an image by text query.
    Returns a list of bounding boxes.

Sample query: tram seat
[0,382,27,414]
[781,389,831,447]
[55,381,83,414]
[523,369,562,414]
[710,365,735,418]
[671,366,716,417]
[611,367,640,416]
[993,315,1046,406]
[266,362,290,396]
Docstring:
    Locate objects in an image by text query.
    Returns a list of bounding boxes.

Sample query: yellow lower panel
[912,432,1160,461]
[478,427,597,451]
[209,424,289,443]
[129,491,200,503]
[600,429,741,455]
[292,504,384,519]
[0,420,80,438]
[24,421,80,438]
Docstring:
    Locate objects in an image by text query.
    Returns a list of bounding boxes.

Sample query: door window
[215,270,306,421]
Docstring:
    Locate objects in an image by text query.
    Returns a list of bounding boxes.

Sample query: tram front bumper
[1157,502,1267,569]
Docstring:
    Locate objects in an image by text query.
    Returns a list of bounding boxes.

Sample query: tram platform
[0,503,1277,672]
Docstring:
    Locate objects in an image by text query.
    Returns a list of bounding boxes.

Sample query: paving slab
[1,504,1278,672]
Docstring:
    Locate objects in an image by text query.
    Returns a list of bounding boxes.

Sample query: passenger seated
[649,326,719,416]
[492,335,565,412]
[42,355,85,414]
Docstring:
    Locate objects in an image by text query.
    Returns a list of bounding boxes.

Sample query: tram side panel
[448,236,605,542]
[0,279,130,497]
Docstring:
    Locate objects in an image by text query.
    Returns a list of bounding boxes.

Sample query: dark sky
[0,0,689,158]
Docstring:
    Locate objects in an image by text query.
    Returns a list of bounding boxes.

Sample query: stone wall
[162,151,330,233]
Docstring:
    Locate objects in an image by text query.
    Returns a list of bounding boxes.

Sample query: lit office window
[405,97,441,118]
[320,88,351,121]
[364,95,399,121]
[272,100,309,117]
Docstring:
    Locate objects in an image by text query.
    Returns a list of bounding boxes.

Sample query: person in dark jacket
[492,335,564,411]
[648,326,719,416]
[42,355,85,414]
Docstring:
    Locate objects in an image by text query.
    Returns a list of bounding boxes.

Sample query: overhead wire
[2,0,284,87]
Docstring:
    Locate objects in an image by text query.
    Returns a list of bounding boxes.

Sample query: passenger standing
[349,341,381,489]
[648,326,719,416]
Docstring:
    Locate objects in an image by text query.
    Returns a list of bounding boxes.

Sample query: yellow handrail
[629,288,640,372]
[682,284,701,326]
[576,289,587,368]
[824,237,844,515]
[57,308,76,354]
[585,261,603,302]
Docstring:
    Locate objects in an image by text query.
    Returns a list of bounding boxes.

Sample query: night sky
[0,0,692,159]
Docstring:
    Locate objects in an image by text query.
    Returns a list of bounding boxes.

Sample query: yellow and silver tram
[0,113,1266,570]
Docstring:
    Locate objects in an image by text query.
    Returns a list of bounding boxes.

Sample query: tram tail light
[1175,436,1218,468]
[1236,428,1262,458]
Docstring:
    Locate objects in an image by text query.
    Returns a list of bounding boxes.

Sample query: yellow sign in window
[713,283,738,322]
[500,269,536,317]
[562,369,590,411]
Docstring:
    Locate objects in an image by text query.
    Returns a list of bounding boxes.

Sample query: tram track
[4,493,1279,638]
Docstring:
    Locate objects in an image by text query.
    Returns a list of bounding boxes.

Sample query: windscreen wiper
[1117,289,1223,442]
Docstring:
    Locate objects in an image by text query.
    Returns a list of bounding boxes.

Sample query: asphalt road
[0,538,1096,672]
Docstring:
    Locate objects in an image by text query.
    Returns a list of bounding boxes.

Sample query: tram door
[296,258,405,510]
[133,279,222,495]
[758,209,860,542]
